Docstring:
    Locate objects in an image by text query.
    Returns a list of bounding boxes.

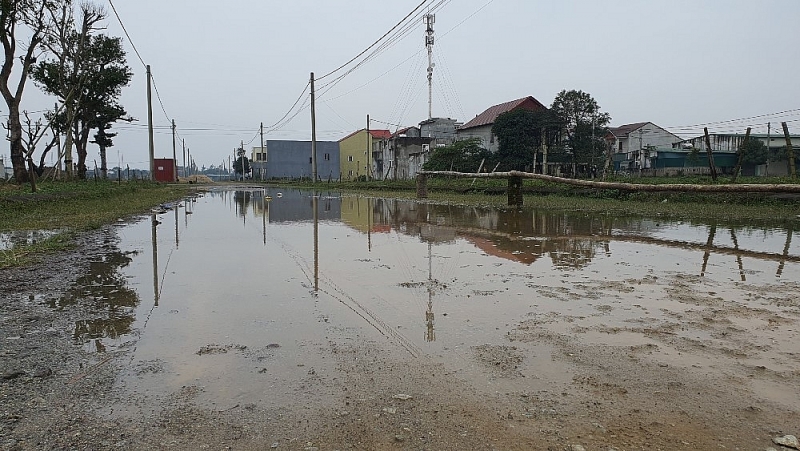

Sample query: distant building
[675,132,800,176]
[457,96,548,153]
[606,122,681,170]
[385,127,433,180]
[250,140,339,180]
[419,117,462,147]
[338,129,391,180]
[0,157,6,180]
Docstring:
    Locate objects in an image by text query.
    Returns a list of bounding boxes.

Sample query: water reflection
[49,235,140,348]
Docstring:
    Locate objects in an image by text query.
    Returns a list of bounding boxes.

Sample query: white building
[606,122,681,169]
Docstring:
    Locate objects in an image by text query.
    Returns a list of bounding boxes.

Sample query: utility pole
[182,139,186,178]
[147,65,155,180]
[766,122,771,175]
[171,119,177,181]
[186,148,190,177]
[260,121,265,180]
[366,114,370,180]
[424,13,435,120]
[310,72,317,182]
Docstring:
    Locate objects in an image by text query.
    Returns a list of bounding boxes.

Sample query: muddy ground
[2,225,799,451]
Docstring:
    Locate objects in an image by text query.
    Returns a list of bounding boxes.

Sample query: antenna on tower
[424,13,435,120]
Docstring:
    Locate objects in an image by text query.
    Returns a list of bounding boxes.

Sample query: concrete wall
[457,124,497,153]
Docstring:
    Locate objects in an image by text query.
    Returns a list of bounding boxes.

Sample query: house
[338,129,391,180]
[385,127,433,180]
[250,140,339,180]
[419,117,462,147]
[606,122,681,170]
[0,157,6,180]
[675,132,800,176]
[456,96,548,153]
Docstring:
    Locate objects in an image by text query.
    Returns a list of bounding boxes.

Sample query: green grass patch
[0,180,194,268]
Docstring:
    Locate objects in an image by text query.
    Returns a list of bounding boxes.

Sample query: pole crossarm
[418,170,800,193]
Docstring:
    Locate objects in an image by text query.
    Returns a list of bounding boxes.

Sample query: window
[348,170,353,176]
[490,134,494,144]
[324,153,330,161]
[309,157,312,164]
[348,155,353,162]
[618,142,623,151]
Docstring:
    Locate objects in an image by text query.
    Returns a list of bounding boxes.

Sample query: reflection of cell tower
[424,13,435,120]
[425,242,435,342]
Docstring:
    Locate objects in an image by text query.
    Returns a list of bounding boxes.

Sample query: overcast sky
[9,0,800,170]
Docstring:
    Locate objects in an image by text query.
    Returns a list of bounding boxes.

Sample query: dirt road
[2,226,799,450]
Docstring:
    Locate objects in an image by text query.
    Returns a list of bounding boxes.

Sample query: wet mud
[1,188,798,450]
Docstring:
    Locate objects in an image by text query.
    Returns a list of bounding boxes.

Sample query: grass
[0,180,193,269]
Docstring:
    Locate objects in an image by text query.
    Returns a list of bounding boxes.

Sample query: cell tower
[424,13,435,120]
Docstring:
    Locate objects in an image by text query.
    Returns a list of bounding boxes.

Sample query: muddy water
[57,188,800,412]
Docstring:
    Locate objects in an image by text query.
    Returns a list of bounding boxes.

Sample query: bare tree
[0,0,69,183]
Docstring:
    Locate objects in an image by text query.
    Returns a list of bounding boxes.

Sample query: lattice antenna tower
[424,13,435,120]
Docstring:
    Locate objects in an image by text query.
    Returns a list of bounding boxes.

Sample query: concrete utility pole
[703,127,719,181]
[172,119,177,181]
[182,139,186,178]
[424,13,435,120]
[310,72,317,182]
[366,114,370,180]
[260,121,265,180]
[147,65,155,180]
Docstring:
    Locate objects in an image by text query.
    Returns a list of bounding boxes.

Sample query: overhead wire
[315,0,436,81]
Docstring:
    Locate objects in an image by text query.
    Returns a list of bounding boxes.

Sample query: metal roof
[459,96,547,130]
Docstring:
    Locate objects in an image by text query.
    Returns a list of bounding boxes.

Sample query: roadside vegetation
[0,180,191,268]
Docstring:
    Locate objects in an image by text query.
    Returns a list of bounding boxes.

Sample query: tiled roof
[338,128,391,142]
[459,96,547,130]
[608,122,650,138]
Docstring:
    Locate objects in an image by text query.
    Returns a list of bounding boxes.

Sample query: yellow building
[338,129,391,180]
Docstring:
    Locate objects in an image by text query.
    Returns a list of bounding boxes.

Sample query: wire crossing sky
[10,0,800,169]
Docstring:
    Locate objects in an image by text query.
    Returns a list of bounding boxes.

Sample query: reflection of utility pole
[777,225,793,277]
[730,228,746,282]
[174,204,179,249]
[151,213,159,306]
[313,193,319,292]
[701,224,716,277]
[425,242,435,342]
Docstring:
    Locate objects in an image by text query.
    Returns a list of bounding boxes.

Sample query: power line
[316,0,436,81]
[107,0,146,68]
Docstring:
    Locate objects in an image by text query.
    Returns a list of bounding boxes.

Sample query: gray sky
[13,0,800,170]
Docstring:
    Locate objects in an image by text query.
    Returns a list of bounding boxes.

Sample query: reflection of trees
[49,246,140,343]
[234,190,252,217]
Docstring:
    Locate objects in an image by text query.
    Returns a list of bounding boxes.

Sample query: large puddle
[49,188,800,411]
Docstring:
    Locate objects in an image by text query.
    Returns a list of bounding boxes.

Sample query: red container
[153,158,176,182]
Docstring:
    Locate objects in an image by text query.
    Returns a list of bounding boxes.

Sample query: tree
[492,109,561,171]
[32,29,132,179]
[1,0,69,183]
[233,147,250,178]
[423,138,494,172]
[551,89,611,172]
[740,138,768,166]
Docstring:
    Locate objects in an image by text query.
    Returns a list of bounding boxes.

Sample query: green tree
[423,138,494,172]
[551,90,611,170]
[492,109,563,171]
[233,147,250,178]
[740,138,768,165]
[31,14,132,179]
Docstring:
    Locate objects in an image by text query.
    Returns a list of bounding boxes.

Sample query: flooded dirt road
[2,187,799,450]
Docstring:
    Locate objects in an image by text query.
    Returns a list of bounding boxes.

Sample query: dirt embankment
[2,225,799,450]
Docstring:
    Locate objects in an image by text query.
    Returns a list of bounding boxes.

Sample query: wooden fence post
[782,122,796,179]
[508,176,523,206]
[416,173,428,199]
